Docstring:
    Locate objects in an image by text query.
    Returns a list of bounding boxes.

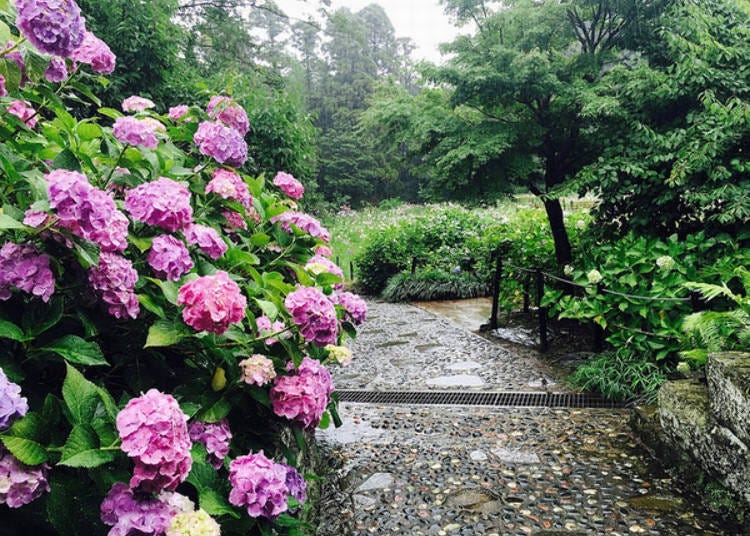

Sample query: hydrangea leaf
[62,363,100,424]
[0,319,29,342]
[42,335,109,366]
[59,424,115,468]
[144,319,185,348]
[199,488,240,519]
[1,436,48,465]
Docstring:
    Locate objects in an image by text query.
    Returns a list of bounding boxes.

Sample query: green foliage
[569,350,668,402]
[381,270,490,302]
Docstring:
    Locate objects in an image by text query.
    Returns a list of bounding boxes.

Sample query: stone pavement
[317,301,729,535]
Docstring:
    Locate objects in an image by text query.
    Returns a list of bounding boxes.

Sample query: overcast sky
[273,0,465,63]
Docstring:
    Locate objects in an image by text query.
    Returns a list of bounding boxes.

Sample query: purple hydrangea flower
[271,211,331,242]
[7,100,37,129]
[87,252,140,320]
[206,168,252,210]
[70,31,116,74]
[14,0,85,57]
[284,286,338,346]
[0,368,28,432]
[193,121,248,168]
[168,105,189,121]
[305,255,344,289]
[46,169,129,252]
[188,419,232,469]
[332,292,367,325]
[147,235,193,281]
[282,464,307,511]
[221,210,247,231]
[207,95,249,135]
[270,357,333,429]
[182,224,226,260]
[122,95,155,113]
[116,389,192,493]
[256,315,286,346]
[125,178,193,232]
[100,482,185,536]
[0,75,6,97]
[0,242,55,303]
[228,451,290,519]
[113,116,159,149]
[2,42,28,88]
[44,57,68,82]
[0,448,49,508]
[273,171,304,200]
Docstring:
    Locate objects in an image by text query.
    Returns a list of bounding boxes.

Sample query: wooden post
[592,283,604,352]
[349,261,354,281]
[411,257,418,275]
[523,272,530,314]
[536,268,548,352]
[336,256,341,269]
[490,250,503,330]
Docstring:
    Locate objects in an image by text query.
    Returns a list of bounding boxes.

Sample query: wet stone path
[317,301,727,535]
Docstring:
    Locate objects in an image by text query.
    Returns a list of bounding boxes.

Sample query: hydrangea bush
[0,1,364,534]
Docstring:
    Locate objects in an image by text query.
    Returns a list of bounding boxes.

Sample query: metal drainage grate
[336,390,625,409]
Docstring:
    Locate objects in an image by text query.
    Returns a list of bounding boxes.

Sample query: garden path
[316,300,727,535]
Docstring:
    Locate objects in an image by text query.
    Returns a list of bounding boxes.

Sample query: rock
[491,447,541,464]
[426,375,485,387]
[470,450,488,461]
[356,472,395,492]
[446,360,482,372]
[353,494,378,508]
[707,352,750,445]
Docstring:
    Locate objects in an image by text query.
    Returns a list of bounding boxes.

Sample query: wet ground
[317,300,731,535]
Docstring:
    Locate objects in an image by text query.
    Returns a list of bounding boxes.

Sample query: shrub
[569,350,668,402]
[0,3,363,534]
[381,270,490,302]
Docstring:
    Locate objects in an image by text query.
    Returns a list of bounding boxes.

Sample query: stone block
[659,379,750,504]
[707,352,750,445]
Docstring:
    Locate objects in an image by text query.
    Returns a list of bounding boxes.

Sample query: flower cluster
[0,368,27,432]
[44,57,68,82]
[273,172,304,200]
[7,100,37,128]
[656,255,676,271]
[125,178,193,232]
[282,463,307,510]
[332,291,368,325]
[0,75,6,97]
[116,389,192,493]
[206,168,253,209]
[239,354,276,386]
[70,31,116,74]
[0,242,55,303]
[0,448,49,508]
[167,509,221,536]
[147,235,194,281]
[587,269,603,285]
[182,224,226,260]
[168,105,189,121]
[207,95,249,136]
[256,315,286,345]
[284,286,338,346]
[229,451,303,519]
[177,271,246,334]
[46,169,129,252]
[88,252,140,319]
[122,95,155,112]
[270,357,333,429]
[113,116,159,149]
[15,0,85,57]
[188,419,232,470]
[271,211,331,242]
[193,121,248,168]
[315,245,332,257]
[100,482,191,536]
[222,210,247,231]
[325,344,353,367]
[305,255,344,289]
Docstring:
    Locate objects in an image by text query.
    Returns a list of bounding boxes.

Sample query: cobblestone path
[317,301,727,535]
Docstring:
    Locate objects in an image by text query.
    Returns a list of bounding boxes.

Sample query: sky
[273,0,465,63]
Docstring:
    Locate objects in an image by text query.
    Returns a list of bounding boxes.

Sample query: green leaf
[59,424,115,468]
[318,410,331,430]
[0,319,28,342]
[42,335,109,366]
[250,233,271,247]
[62,363,100,424]
[195,398,231,423]
[76,122,103,141]
[254,298,278,319]
[0,58,21,94]
[1,436,48,465]
[225,247,260,268]
[0,213,28,230]
[52,148,81,171]
[199,488,240,518]
[23,297,63,337]
[144,320,185,348]
[71,237,100,269]
[148,278,180,305]
[138,294,166,319]
[187,445,217,491]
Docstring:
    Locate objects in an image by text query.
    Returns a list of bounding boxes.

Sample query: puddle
[413,297,492,331]
[426,374,485,387]
[446,360,481,371]
[491,326,540,346]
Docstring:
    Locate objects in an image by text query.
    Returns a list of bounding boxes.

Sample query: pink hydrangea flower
[284,286,338,346]
[113,116,159,149]
[182,224,227,260]
[7,100,37,128]
[207,95,249,135]
[125,178,193,232]
[44,57,68,82]
[193,121,248,168]
[14,0,85,57]
[270,357,333,429]
[222,210,247,231]
[116,389,192,493]
[168,105,189,121]
[315,245,332,257]
[70,31,116,74]
[188,419,232,469]
[0,367,28,431]
[0,242,55,303]
[46,169,129,252]
[0,448,49,508]
[239,354,276,386]
[273,172,304,200]
[206,168,252,210]
[256,315,286,346]
[306,255,344,290]
[0,75,6,97]
[228,451,290,519]
[271,211,331,242]
[88,252,140,320]
[100,482,187,536]
[122,95,155,112]
[332,292,368,325]
[177,271,246,334]
[147,235,194,281]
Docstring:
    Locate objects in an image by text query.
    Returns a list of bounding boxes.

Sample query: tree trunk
[543,197,572,265]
